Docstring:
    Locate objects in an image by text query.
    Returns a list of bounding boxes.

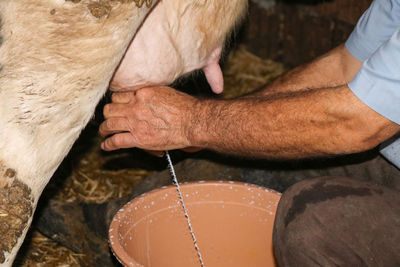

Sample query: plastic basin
[109,181,281,267]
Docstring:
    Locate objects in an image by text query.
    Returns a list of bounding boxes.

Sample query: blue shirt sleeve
[345,0,400,169]
[348,28,400,125]
[345,0,400,61]
[380,134,400,168]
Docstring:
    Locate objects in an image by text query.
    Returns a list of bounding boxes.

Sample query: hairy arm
[190,85,399,158]
[100,44,400,158]
[247,44,362,96]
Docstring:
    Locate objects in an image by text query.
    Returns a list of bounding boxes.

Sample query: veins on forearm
[191,86,371,159]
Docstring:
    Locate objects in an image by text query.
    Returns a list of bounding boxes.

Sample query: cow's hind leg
[0,0,157,265]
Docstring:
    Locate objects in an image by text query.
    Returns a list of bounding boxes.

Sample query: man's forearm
[191,85,399,159]
[246,44,362,97]
[186,44,389,159]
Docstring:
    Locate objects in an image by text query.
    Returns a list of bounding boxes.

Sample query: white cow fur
[0,0,247,264]
[0,0,155,264]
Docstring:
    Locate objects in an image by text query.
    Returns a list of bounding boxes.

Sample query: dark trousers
[273,176,400,267]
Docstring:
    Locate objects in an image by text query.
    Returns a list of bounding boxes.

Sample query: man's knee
[272,176,352,266]
[272,176,400,267]
[274,176,374,228]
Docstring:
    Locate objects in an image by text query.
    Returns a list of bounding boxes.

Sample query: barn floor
[13,47,286,267]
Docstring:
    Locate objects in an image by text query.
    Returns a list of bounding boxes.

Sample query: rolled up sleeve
[345,0,400,168]
[345,0,400,61]
[348,28,400,125]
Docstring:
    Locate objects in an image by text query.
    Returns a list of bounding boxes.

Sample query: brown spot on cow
[87,1,112,18]
[85,0,153,19]
[133,0,152,8]
[0,178,34,263]
[5,168,16,178]
[65,0,152,19]
[50,9,57,15]
[65,0,153,13]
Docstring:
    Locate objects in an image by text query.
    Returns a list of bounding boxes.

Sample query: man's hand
[99,86,198,152]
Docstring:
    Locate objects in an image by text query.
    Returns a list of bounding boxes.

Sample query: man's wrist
[186,98,215,149]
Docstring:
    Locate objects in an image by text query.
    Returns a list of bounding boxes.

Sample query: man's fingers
[101,133,137,151]
[111,92,135,104]
[103,103,134,119]
[99,117,130,137]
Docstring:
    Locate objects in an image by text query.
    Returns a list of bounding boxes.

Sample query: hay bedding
[16,47,286,266]
[53,137,156,204]
[221,47,286,99]
[15,231,86,267]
